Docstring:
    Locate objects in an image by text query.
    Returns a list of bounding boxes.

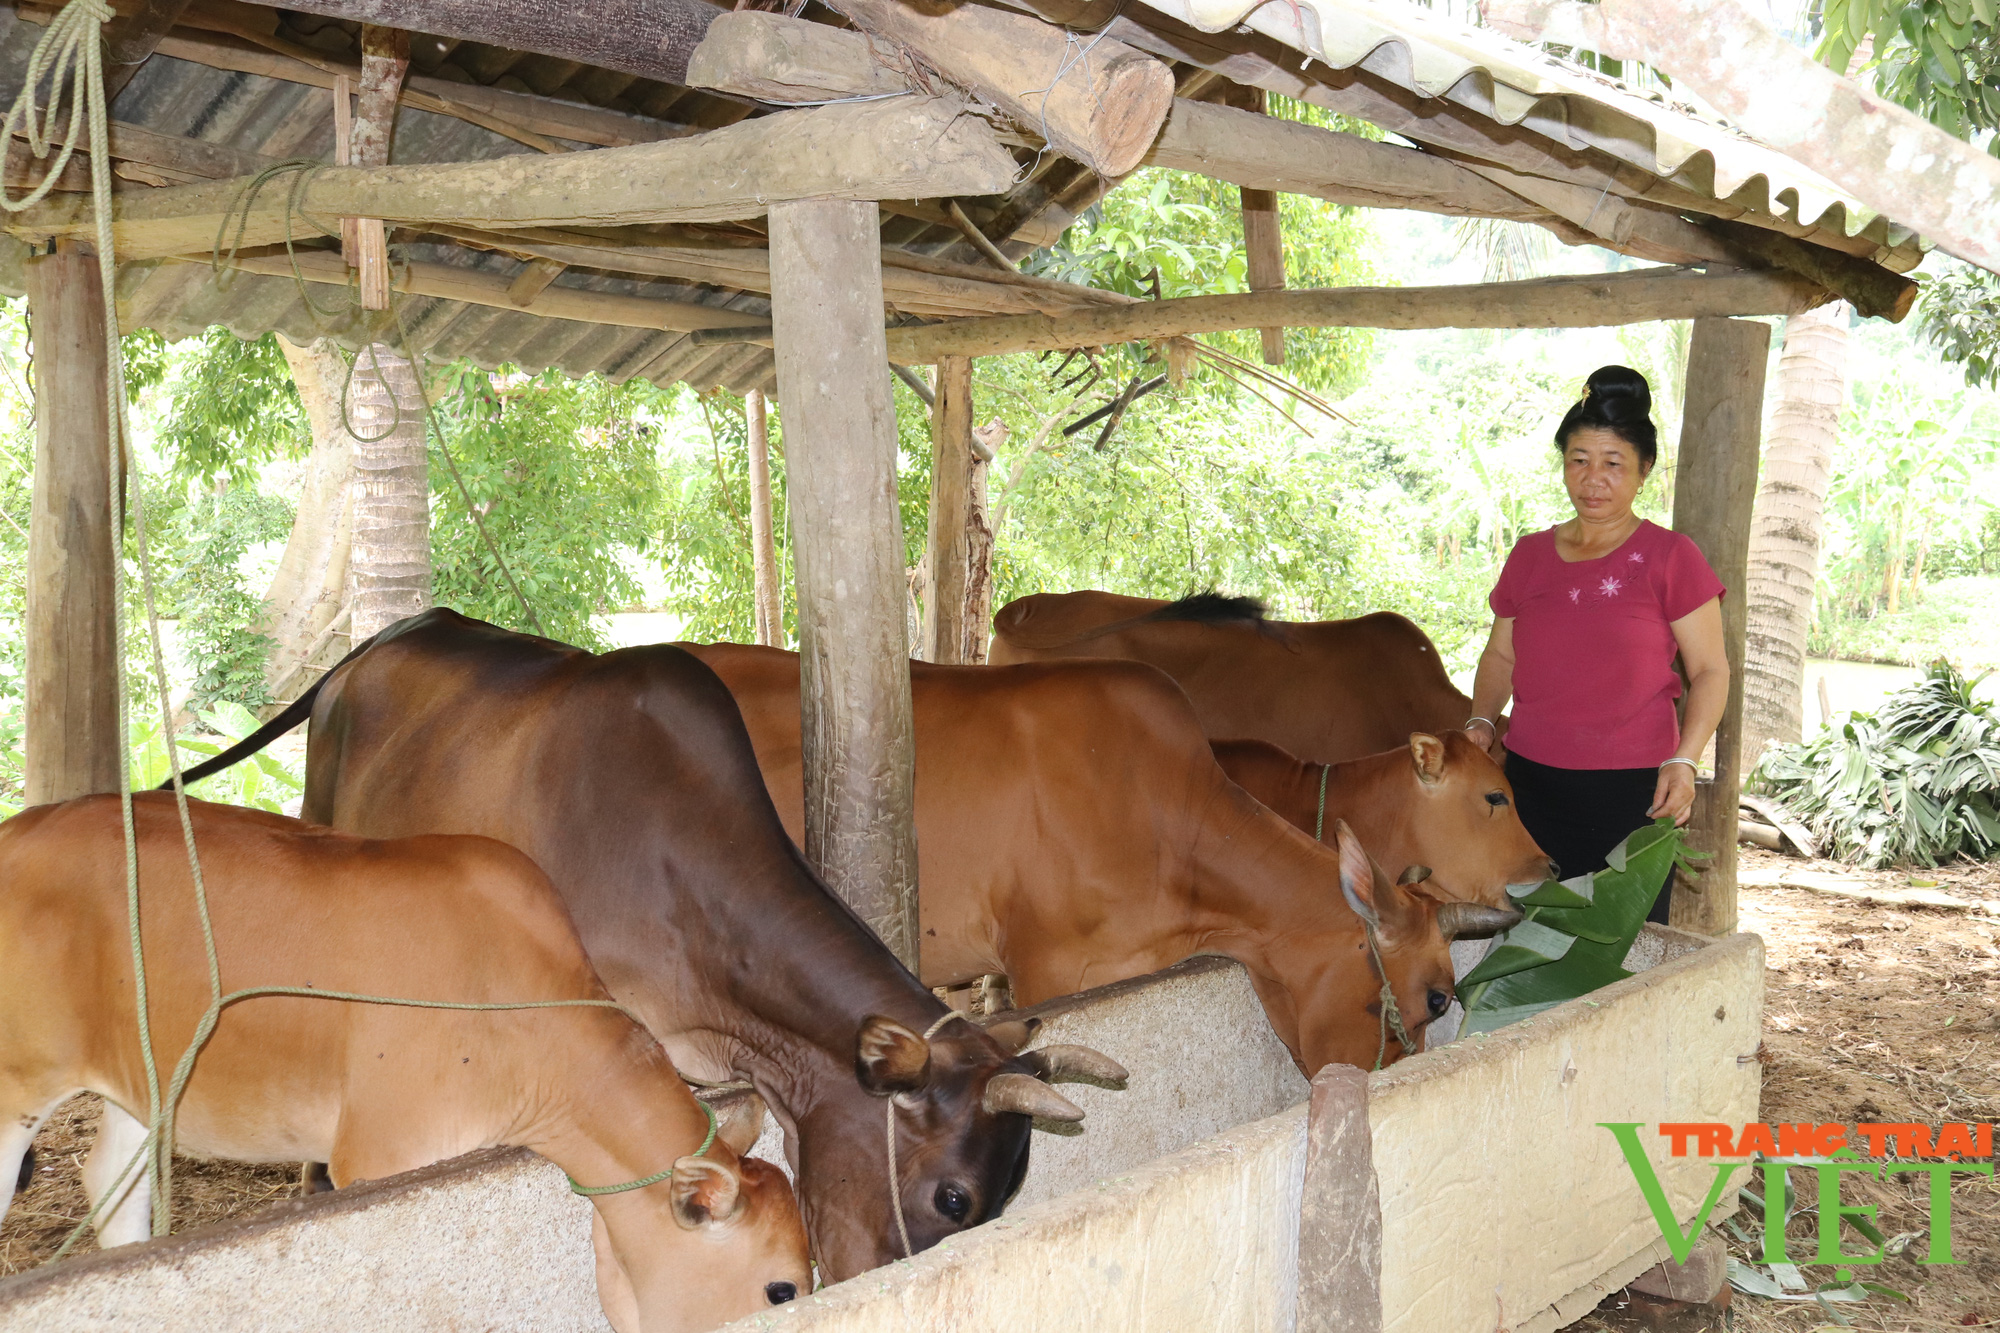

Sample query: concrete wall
[0,1148,603,1333]
[1,935,1761,1333]
[1366,926,1765,1333]
[723,1103,1311,1333]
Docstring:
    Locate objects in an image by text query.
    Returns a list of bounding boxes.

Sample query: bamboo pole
[746,388,783,648]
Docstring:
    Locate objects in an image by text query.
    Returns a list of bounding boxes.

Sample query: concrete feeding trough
[0,927,1760,1333]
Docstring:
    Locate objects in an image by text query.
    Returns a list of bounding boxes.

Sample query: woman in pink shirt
[1465,366,1729,923]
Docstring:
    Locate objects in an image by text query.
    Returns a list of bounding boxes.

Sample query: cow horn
[1437,902,1523,940]
[1021,1044,1129,1087]
[982,1072,1085,1122]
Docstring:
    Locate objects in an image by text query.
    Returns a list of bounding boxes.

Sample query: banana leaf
[1459,818,1694,1033]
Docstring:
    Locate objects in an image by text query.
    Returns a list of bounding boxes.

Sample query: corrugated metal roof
[1142,0,1922,262]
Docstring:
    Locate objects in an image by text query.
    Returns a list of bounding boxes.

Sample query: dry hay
[1568,847,2000,1332]
[0,1097,300,1278]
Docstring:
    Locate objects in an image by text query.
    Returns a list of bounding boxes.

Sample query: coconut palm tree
[346,342,433,641]
[1742,303,1848,770]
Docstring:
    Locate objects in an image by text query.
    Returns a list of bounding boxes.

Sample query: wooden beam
[238,0,723,87]
[191,248,772,331]
[827,0,1173,176]
[883,269,1831,362]
[103,0,193,99]
[1235,88,1285,366]
[505,256,567,307]
[22,243,120,806]
[5,97,1019,259]
[350,25,408,310]
[770,198,921,970]
[923,356,974,664]
[1669,317,1769,937]
[426,224,1128,318]
[746,388,783,648]
[1700,219,1917,322]
[686,10,913,104]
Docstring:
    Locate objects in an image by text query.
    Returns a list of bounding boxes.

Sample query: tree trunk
[1742,303,1847,771]
[746,388,783,647]
[346,345,431,641]
[962,424,997,666]
[260,335,355,698]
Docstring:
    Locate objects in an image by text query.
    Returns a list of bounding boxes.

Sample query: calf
[689,647,1521,1076]
[1210,734,1552,909]
[0,794,809,1333]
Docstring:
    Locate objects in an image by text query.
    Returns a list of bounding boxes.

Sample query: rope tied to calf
[567,1096,719,1197]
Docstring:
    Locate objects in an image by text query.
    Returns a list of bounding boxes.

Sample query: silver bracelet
[1659,757,1698,772]
[1465,716,1497,732]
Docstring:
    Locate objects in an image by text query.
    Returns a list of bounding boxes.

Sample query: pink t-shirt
[1489,520,1724,770]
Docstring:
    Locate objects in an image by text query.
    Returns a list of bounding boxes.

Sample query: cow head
[1392,730,1553,909]
[789,1013,1126,1281]
[1274,820,1518,1077]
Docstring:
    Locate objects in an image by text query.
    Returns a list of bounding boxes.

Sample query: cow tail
[155,633,377,792]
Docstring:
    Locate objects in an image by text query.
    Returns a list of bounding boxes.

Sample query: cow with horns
[0,793,810,1333]
[165,610,1126,1280]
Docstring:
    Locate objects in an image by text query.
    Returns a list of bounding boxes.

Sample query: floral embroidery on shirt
[1599,576,1623,598]
[1568,587,1582,605]
[1628,551,1645,564]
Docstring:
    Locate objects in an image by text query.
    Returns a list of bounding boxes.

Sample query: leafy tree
[1915,260,2000,388]
[142,328,309,485]
[656,390,798,644]
[426,364,664,649]
[1815,0,2000,144]
[162,482,294,710]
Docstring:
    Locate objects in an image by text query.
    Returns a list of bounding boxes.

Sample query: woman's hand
[1464,718,1497,751]
[1649,762,1697,825]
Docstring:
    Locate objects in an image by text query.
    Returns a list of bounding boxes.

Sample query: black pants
[1504,751,1672,924]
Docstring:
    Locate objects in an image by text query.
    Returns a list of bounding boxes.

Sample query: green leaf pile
[1751,661,2000,868]
[1459,818,1698,1034]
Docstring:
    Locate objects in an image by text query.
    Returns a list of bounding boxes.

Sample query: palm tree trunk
[259,336,354,702]
[1741,302,1848,770]
[346,343,432,641]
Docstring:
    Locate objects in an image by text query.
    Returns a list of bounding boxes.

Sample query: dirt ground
[1572,846,2000,1333]
[7,845,1998,1323]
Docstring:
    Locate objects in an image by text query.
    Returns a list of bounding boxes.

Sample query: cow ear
[983,1017,1041,1056]
[1332,820,1380,929]
[669,1156,744,1229]
[1409,733,1447,785]
[856,1015,933,1096]
[709,1091,765,1157]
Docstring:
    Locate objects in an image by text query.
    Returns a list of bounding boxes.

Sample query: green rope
[1314,763,1330,843]
[567,1097,719,1197]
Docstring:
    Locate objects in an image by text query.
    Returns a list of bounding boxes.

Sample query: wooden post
[1669,316,1768,936]
[923,356,974,664]
[963,422,999,665]
[1233,88,1286,366]
[746,388,783,647]
[769,199,920,970]
[352,25,409,310]
[22,242,120,806]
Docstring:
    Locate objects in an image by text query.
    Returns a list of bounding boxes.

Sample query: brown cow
[169,609,1119,1281]
[990,590,1492,764]
[685,645,1520,1076]
[0,794,809,1333]
[1208,734,1552,909]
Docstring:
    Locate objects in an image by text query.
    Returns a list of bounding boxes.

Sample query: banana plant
[1458,818,1703,1034]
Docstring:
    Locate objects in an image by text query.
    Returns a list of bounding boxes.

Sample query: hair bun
[1583,365,1652,419]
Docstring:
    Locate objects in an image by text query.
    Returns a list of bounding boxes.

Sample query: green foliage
[1812,379,2000,629]
[130,701,304,813]
[1915,263,2000,390]
[427,364,664,650]
[1459,820,1698,1032]
[1816,0,2000,146]
[1814,575,2000,669]
[655,391,796,644]
[1026,154,1379,397]
[1752,661,2000,867]
[148,329,308,486]
[161,483,294,711]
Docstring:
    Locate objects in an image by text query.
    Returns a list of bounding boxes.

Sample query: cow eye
[766,1283,798,1305]
[1484,791,1508,808]
[1427,990,1451,1018]
[934,1182,972,1223]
